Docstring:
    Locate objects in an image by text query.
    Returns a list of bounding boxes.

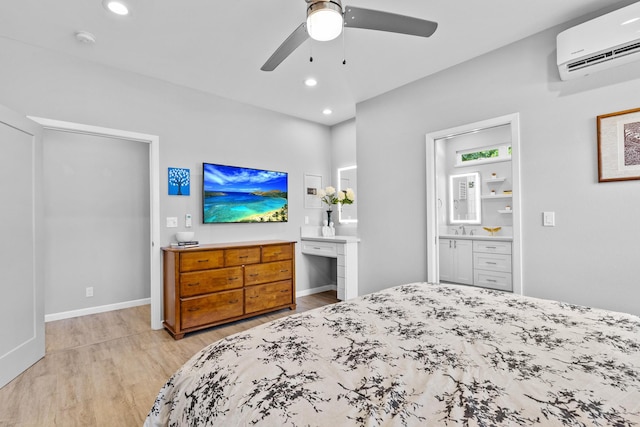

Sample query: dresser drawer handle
[249,273,259,277]
[485,262,497,265]
[249,295,259,299]
[239,255,248,259]
[313,246,323,250]
[280,269,289,273]
[197,259,209,263]
[485,246,497,249]
[228,299,239,304]
[280,290,289,293]
[486,279,498,283]
[272,252,281,256]
[186,282,200,287]
[228,277,239,281]
[187,307,200,312]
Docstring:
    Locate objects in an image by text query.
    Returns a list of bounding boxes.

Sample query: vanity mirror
[338,165,357,223]
[449,172,481,224]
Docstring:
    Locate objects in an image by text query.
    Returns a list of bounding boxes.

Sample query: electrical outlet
[86,287,94,297]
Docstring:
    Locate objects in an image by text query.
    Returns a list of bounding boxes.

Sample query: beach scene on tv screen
[203,163,288,223]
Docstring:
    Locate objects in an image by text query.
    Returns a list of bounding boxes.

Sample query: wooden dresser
[162,240,296,339]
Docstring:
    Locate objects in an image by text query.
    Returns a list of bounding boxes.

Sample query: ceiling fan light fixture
[306,1,343,41]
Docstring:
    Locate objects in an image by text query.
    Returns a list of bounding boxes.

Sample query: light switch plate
[185,213,192,228]
[543,211,555,227]
[166,217,178,228]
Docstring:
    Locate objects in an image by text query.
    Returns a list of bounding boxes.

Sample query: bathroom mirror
[449,172,481,224]
[338,165,357,223]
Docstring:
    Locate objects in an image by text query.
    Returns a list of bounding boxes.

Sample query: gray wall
[0,37,332,314]
[356,6,640,315]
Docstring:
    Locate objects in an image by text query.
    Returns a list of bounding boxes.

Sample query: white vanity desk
[300,234,359,301]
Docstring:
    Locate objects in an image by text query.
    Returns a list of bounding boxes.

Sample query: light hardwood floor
[0,291,339,427]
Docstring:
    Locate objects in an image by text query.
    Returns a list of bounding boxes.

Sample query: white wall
[0,37,332,314]
[356,4,640,315]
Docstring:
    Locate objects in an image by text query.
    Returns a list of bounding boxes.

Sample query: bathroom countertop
[439,234,512,242]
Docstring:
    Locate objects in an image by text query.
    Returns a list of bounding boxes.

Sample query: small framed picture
[168,167,190,195]
[304,173,322,208]
[597,107,640,182]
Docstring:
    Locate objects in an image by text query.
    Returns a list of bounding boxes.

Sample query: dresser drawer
[244,260,293,286]
[474,270,513,292]
[245,280,293,314]
[181,289,244,329]
[474,253,511,272]
[300,240,337,258]
[179,267,243,297]
[262,243,293,262]
[225,247,261,266]
[180,250,225,272]
[473,240,511,255]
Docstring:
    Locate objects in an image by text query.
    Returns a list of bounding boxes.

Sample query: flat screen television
[202,163,288,223]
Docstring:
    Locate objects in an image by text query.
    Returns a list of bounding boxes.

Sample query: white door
[0,105,44,388]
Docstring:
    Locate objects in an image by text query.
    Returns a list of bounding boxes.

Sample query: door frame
[425,113,523,295]
[29,117,163,329]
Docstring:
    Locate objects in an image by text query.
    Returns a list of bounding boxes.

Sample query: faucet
[459,225,466,235]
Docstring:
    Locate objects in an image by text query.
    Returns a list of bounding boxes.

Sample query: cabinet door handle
[454,241,457,249]
[186,282,200,287]
[449,241,452,249]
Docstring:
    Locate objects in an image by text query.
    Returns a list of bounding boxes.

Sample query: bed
[145,282,640,426]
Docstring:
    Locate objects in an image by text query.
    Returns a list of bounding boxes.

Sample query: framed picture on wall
[304,173,322,208]
[597,107,640,182]
[168,167,190,195]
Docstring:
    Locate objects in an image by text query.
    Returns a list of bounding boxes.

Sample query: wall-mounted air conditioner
[557,1,640,80]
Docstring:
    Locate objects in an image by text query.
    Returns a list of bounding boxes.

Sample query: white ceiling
[0,0,626,126]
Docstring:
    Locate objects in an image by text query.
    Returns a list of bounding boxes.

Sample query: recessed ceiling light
[304,78,318,87]
[104,0,129,16]
[322,108,333,115]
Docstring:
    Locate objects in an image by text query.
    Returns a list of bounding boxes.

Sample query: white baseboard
[45,287,334,323]
[45,298,151,322]
[296,284,337,297]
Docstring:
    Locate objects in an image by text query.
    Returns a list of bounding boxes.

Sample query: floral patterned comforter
[145,283,640,426]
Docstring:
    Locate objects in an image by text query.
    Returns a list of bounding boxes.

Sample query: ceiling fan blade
[261,23,309,71]
[343,6,438,38]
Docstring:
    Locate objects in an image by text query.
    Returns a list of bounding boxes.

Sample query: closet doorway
[425,113,523,294]
[30,118,161,329]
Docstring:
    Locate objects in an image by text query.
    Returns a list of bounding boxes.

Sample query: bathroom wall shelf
[486,177,506,183]
[498,209,513,214]
[482,194,512,199]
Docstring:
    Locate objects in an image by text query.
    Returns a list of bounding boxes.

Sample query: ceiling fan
[261,0,438,71]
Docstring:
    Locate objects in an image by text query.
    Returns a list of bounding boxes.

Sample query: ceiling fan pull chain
[309,39,314,63]
[342,27,347,65]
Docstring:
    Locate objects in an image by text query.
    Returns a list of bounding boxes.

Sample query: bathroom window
[456,144,511,166]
